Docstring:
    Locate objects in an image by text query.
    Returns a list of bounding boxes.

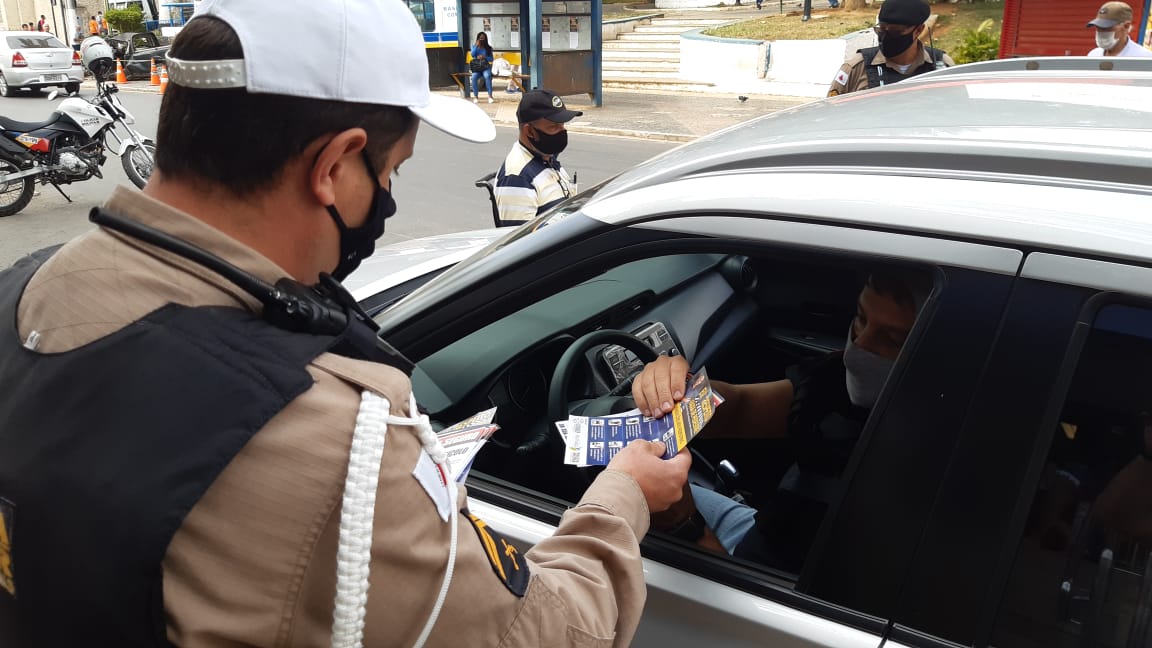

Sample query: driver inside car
[634,271,931,572]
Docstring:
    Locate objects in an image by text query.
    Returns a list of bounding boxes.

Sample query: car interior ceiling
[411,247,926,525]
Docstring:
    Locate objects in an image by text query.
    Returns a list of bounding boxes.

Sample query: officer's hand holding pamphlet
[556,368,723,467]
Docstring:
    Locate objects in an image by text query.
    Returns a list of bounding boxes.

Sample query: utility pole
[50,0,61,37]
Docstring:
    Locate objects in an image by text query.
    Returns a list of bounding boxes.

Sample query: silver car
[0,31,83,97]
[356,59,1152,648]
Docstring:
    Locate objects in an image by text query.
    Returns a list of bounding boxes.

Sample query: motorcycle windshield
[6,36,72,70]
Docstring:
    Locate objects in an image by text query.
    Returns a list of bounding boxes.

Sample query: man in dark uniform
[827,0,954,97]
[634,272,930,572]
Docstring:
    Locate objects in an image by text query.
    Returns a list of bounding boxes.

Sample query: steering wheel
[516,328,727,502]
[516,329,658,455]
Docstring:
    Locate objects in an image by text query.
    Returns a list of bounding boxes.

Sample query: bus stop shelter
[459,0,604,106]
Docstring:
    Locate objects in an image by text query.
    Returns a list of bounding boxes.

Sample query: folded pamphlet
[556,368,723,467]
[437,407,499,483]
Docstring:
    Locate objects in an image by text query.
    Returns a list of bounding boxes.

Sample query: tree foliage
[106,7,145,34]
[952,18,999,64]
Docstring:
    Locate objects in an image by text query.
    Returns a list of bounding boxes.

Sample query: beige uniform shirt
[827,45,955,96]
[15,187,651,647]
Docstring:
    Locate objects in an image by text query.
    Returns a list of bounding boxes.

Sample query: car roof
[580,60,1152,261]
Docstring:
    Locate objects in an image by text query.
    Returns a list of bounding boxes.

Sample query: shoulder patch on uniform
[834,69,850,86]
[0,497,15,597]
[464,509,530,596]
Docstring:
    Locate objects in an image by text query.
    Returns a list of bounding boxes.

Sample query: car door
[376,205,1024,646]
[885,253,1152,648]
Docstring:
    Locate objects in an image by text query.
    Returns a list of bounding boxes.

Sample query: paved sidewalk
[443,87,813,141]
[100,79,815,142]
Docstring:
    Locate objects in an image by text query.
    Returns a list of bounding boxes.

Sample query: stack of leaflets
[437,407,499,483]
[555,368,724,467]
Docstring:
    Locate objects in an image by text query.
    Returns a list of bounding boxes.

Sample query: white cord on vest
[387,392,459,648]
[331,391,391,648]
[329,391,459,648]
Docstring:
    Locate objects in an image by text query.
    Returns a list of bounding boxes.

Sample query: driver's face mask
[843,326,896,409]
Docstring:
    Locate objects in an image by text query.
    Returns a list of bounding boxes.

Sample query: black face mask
[530,126,568,155]
[878,28,917,58]
[325,151,396,281]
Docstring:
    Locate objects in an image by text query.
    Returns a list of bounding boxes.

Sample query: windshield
[6,35,67,48]
[427,176,615,288]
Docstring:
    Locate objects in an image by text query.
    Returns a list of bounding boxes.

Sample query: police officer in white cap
[0,0,690,646]
[828,0,954,96]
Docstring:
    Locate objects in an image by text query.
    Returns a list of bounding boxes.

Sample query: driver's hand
[608,439,690,513]
[632,354,691,419]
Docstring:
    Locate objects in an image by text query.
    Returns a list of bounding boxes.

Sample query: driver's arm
[632,355,792,440]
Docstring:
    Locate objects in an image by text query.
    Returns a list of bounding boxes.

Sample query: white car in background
[0,31,82,97]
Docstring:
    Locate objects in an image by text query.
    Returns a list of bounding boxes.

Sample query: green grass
[704,9,875,40]
[701,1,1003,46]
[603,0,653,19]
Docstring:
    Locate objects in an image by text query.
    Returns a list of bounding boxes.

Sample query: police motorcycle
[0,37,156,217]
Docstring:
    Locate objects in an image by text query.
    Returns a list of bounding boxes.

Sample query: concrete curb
[544,124,695,142]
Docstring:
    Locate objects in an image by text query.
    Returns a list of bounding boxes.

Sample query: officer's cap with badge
[877,0,931,26]
[516,89,584,125]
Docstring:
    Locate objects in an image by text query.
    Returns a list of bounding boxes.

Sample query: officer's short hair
[154,17,417,197]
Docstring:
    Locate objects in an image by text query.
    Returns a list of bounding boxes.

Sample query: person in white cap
[1086,1,1152,57]
[0,1,690,647]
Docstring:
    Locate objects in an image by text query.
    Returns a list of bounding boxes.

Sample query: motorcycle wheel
[0,158,34,217]
[121,142,157,190]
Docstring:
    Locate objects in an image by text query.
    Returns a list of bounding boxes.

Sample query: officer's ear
[914,23,926,40]
[309,129,369,207]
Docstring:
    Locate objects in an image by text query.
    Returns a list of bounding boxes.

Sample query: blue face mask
[325,151,397,281]
[843,327,895,409]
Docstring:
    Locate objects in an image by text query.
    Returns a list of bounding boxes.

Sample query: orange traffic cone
[149,58,160,86]
[115,58,127,83]
[159,64,168,94]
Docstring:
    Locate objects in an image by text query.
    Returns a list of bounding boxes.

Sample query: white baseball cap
[166,0,496,143]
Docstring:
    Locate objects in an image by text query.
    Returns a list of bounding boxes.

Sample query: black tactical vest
[0,248,344,647]
[859,45,947,89]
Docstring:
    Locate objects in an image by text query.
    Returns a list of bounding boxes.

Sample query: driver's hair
[153,17,417,198]
[864,269,932,314]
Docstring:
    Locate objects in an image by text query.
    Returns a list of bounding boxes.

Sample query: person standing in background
[1086,2,1152,57]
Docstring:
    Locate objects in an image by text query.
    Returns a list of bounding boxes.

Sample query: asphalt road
[0,90,676,269]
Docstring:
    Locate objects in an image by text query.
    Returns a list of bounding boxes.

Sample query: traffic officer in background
[0,0,690,646]
[494,89,581,226]
[828,0,954,96]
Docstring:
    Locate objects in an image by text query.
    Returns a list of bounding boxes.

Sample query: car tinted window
[6,36,67,49]
[992,303,1152,648]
